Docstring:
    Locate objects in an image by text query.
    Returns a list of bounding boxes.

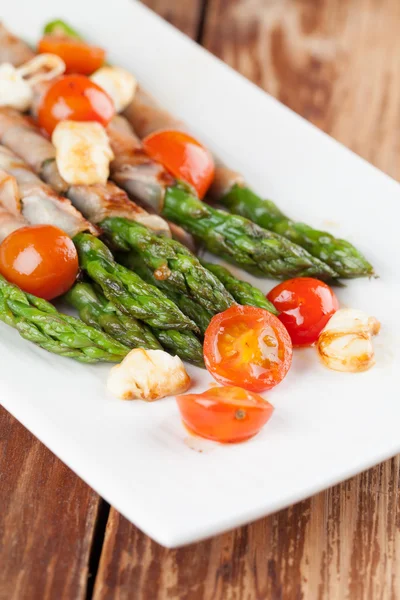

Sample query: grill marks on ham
[107,115,173,214]
[0,168,27,242]
[0,145,96,237]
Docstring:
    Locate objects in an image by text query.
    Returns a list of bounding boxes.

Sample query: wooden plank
[93,460,400,599]
[140,0,205,39]
[202,0,400,180]
[0,408,101,600]
[93,1,400,598]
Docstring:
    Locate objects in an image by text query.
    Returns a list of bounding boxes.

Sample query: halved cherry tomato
[204,305,292,393]
[38,75,115,135]
[38,36,105,75]
[176,386,274,443]
[143,130,215,199]
[0,225,79,300]
[267,277,339,346]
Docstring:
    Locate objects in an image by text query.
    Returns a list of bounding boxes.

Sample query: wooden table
[1,1,399,598]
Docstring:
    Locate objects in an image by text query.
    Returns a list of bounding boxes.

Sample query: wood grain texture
[93,460,400,600]
[140,0,204,39]
[203,0,400,180]
[93,1,400,599]
[0,408,100,600]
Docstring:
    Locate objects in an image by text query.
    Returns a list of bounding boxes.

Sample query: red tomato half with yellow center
[204,305,293,393]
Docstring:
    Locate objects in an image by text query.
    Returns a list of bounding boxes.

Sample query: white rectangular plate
[1,0,400,548]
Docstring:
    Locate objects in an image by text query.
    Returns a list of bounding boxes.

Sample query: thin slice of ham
[0,23,35,67]
[107,115,174,214]
[0,145,97,237]
[0,168,28,242]
[0,205,27,242]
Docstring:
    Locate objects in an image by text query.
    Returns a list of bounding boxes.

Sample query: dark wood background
[1,1,400,598]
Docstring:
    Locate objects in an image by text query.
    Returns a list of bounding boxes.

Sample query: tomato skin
[38,75,115,135]
[38,36,105,75]
[0,225,79,300]
[143,130,215,199]
[267,277,339,346]
[204,305,292,393]
[176,386,274,443]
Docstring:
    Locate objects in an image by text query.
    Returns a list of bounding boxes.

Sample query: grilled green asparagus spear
[162,186,338,280]
[119,252,214,334]
[64,282,162,350]
[65,281,205,365]
[200,261,278,314]
[74,234,197,332]
[101,217,234,315]
[0,275,129,362]
[220,185,374,278]
[73,234,204,366]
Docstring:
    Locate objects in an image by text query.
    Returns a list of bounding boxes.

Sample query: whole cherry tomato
[176,386,274,443]
[38,36,105,75]
[143,130,215,199]
[0,225,79,300]
[203,305,292,393]
[38,74,115,135]
[267,277,339,346]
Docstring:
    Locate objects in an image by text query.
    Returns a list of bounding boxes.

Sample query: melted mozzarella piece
[91,66,137,113]
[107,349,191,401]
[0,63,32,111]
[317,308,380,373]
[0,55,65,111]
[52,121,114,185]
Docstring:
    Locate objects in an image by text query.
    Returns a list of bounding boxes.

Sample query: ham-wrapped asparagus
[107,115,337,280]
[125,88,374,279]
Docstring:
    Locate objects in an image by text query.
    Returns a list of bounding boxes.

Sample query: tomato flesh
[267,277,339,346]
[176,386,274,443]
[38,36,106,75]
[203,305,292,393]
[0,225,79,300]
[38,75,115,135]
[143,130,215,199]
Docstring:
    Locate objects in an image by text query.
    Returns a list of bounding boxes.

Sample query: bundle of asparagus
[0,274,129,362]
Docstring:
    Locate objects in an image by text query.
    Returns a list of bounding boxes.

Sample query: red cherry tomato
[267,277,339,346]
[176,386,274,443]
[38,36,105,75]
[142,130,215,199]
[38,75,115,135]
[203,305,292,393]
[0,225,79,300]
